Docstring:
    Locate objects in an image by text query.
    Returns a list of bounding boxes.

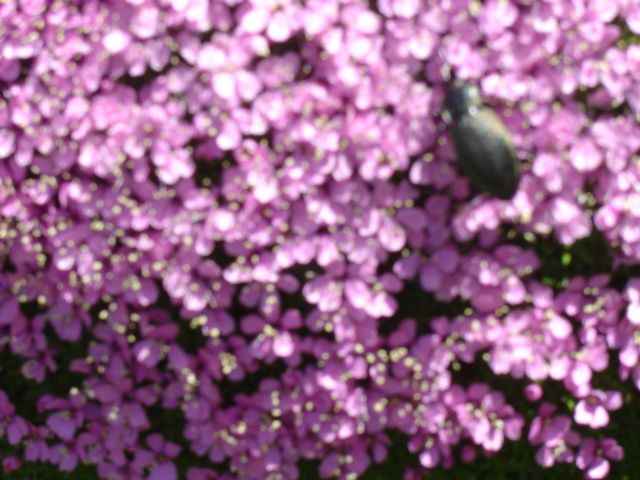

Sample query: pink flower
[148,462,178,480]
[47,411,79,441]
[576,438,623,480]
[574,390,622,429]
[237,0,301,42]
[570,137,603,173]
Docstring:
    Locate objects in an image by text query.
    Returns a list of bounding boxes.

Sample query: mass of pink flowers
[2,0,640,479]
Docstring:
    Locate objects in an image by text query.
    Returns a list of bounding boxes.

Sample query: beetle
[443,80,521,200]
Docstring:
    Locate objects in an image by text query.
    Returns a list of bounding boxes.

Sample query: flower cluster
[1,0,640,479]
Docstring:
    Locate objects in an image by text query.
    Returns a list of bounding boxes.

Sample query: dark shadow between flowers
[3,460,97,480]
[508,226,640,292]
[0,296,92,424]
[508,228,613,291]
[145,405,232,476]
[383,276,471,337]
[115,60,176,92]
[0,331,96,479]
[193,148,234,191]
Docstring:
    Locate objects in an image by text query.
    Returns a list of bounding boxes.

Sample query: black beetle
[443,80,521,200]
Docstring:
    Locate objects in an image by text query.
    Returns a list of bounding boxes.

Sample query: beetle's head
[443,80,482,122]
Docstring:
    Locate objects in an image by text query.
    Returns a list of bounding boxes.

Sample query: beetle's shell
[450,108,521,200]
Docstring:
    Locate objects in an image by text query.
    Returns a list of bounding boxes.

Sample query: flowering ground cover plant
[3,0,640,479]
